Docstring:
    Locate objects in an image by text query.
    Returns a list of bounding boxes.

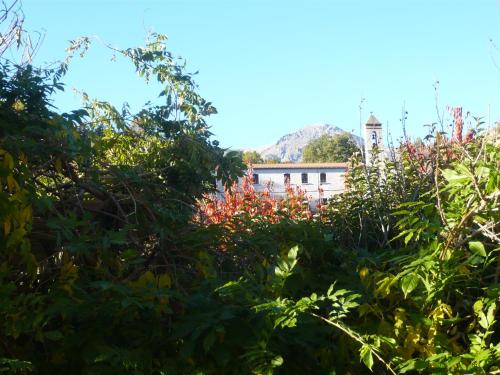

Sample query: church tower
[364,114,383,161]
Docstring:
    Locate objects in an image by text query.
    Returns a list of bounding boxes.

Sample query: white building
[242,162,347,208]
[217,115,383,208]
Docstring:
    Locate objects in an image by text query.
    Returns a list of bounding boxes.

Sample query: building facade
[217,115,383,208]
[242,163,347,208]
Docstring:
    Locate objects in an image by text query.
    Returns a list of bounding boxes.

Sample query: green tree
[264,154,281,164]
[302,133,358,162]
[242,150,264,164]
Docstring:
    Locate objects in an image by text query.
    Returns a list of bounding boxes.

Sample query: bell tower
[364,114,383,161]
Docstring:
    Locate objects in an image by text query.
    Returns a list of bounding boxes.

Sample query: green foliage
[241,150,264,164]
[302,133,358,163]
[0,22,498,374]
[264,154,281,164]
[0,34,245,373]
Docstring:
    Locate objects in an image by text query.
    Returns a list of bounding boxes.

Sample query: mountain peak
[259,123,361,162]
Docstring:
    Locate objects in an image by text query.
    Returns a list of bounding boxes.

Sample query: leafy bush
[0,34,245,373]
[0,26,498,374]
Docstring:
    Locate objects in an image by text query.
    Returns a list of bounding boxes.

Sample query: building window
[253,174,259,184]
[371,130,378,145]
[284,173,290,184]
[320,172,326,184]
[301,173,308,184]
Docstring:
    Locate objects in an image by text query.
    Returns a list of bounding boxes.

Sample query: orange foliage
[197,167,313,228]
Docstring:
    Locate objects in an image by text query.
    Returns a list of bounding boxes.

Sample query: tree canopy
[264,154,281,164]
[241,150,263,164]
[302,133,358,163]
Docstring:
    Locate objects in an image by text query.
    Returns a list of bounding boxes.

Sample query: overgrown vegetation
[0,24,498,375]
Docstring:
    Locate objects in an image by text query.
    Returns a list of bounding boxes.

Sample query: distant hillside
[258,124,362,162]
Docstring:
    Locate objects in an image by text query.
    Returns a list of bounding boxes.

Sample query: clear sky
[20,0,500,149]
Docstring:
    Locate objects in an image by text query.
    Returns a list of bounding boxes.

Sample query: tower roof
[365,114,381,126]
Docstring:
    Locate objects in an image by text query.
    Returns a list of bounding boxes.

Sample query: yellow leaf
[158,296,169,305]
[3,219,11,236]
[12,99,25,111]
[3,152,14,170]
[359,266,369,280]
[458,265,470,274]
[427,325,437,354]
[60,261,78,294]
[403,326,423,359]
[375,275,395,297]
[131,271,155,288]
[157,273,172,288]
[21,206,32,223]
[6,175,18,192]
[51,351,66,365]
[394,308,407,338]
[430,303,453,322]
[55,158,63,174]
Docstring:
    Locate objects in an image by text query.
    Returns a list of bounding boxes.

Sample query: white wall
[216,167,346,209]
[251,167,345,202]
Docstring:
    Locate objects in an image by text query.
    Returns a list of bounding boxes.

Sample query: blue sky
[21,0,500,149]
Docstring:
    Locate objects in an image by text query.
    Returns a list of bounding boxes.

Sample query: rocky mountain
[258,124,363,162]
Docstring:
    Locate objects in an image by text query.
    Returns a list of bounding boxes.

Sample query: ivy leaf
[360,344,374,371]
[469,241,486,257]
[401,274,419,298]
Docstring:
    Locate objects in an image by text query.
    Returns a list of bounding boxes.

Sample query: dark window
[301,173,308,184]
[252,174,259,184]
[320,172,326,183]
[284,173,290,184]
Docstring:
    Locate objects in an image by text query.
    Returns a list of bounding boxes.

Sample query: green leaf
[398,359,427,373]
[404,232,413,245]
[203,331,217,353]
[360,344,374,370]
[401,274,419,298]
[287,245,299,262]
[45,330,64,341]
[441,169,469,183]
[469,241,486,257]
[271,355,284,368]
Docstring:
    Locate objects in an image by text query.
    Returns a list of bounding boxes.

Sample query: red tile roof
[366,114,381,126]
[251,162,347,169]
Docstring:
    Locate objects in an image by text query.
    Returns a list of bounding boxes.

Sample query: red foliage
[402,139,436,174]
[197,166,312,229]
[452,106,463,143]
